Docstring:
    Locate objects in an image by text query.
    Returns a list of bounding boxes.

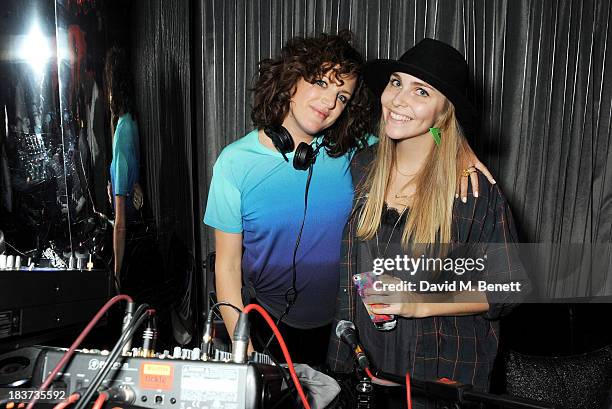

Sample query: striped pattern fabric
[327,146,529,390]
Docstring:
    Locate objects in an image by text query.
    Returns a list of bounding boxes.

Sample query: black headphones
[264,126,325,170]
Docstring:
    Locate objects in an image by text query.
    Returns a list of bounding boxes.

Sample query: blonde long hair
[356,103,470,251]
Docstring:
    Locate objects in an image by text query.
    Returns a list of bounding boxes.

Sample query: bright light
[19,23,52,75]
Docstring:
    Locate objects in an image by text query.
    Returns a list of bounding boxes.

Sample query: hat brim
[364,59,478,137]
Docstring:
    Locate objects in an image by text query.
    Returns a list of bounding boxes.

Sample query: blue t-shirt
[205,130,371,328]
[110,113,140,218]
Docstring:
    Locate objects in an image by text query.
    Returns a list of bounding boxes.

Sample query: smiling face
[380,72,448,141]
[282,71,357,139]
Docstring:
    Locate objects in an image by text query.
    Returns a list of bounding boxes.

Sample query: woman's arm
[113,195,127,277]
[370,292,489,318]
[214,229,254,353]
[367,277,489,318]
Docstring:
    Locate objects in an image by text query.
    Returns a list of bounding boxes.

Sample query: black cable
[210,301,242,316]
[263,163,313,352]
[74,305,151,409]
[203,301,242,353]
[261,340,296,409]
[203,302,242,356]
[5,241,29,257]
[76,308,151,409]
[269,386,295,409]
[76,304,149,407]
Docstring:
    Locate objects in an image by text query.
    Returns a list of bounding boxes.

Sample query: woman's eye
[416,88,429,96]
[390,78,401,87]
[314,79,327,87]
[338,94,348,104]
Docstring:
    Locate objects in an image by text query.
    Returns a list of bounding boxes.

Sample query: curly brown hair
[104,46,135,124]
[251,30,374,157]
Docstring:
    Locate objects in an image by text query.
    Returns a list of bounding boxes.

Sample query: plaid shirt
[327,146,529,390]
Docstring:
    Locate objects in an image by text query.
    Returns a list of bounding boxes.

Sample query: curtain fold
[197,0,611,289]
[132,0,194,261]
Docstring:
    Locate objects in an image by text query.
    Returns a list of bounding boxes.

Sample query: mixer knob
[191,348,201,360]
[6,255,14,270]
[173,346,182,359]
[181,349,191,360]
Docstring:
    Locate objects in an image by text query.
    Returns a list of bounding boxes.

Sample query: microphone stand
[372,369,558,409]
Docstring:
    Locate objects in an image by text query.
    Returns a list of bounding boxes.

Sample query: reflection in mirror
[1,0,191,347]
[53,0,150,292]
[55,0,112,268]
[0,0,66,264]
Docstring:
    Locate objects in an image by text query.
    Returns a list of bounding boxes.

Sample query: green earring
[429,127,441,146]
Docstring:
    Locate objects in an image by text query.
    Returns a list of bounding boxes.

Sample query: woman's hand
[365,275,489,318]
[457,145,496,203]
[133,183,144,210]
[107,182,113,205]
[364,275,424,318]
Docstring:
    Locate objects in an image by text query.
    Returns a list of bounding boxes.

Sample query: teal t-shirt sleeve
[203,156,243,233]
[364,133,378,147]
[111,124,131,195]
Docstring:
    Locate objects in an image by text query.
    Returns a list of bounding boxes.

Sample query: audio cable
[26,295,134,409]
[263,161,314,353]
[73,305,154,409]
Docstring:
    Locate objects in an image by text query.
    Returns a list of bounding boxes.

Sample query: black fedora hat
[363,38,478,138]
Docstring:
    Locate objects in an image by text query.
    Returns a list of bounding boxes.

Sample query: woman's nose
[392,89,410,107]
[321,93,336,109]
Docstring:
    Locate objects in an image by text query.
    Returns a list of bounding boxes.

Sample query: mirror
[0,0,66,262]
[0,0,113,269]
[54,0,112,267]
[0,0,195,345]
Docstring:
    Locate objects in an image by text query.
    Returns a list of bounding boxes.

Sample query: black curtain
[130,0,198,345]
[197,0,612,262]
[195,0,612,354]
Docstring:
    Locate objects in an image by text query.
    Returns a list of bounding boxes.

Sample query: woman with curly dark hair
[204,31,492,366]
[250,31,373,157]
[104,46,141,287]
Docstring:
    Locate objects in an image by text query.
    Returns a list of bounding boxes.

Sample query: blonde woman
[328,39,528,405]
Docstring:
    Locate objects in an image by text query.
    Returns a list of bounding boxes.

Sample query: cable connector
[105,386,135,404]
[121,301,135,355]
[86,254,94,271]
[201,317,214,361]
[142,315,157,358]
[231,312,250,364]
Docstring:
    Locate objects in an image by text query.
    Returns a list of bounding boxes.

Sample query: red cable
[52,393,80,409]
[92,392,108,409]
[242,304,311,409]
[27,295,133,409]
[405,372,412,409]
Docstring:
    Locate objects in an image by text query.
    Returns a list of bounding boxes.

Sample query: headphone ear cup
[293,142,315,170]
[264,127,294,156]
